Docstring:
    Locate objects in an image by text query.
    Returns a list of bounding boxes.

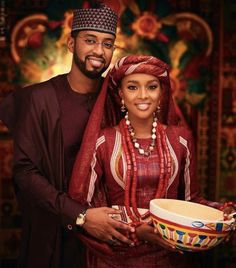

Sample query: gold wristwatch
[76,210,87,227]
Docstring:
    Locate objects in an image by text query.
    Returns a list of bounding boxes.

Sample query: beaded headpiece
[71,3,118,36]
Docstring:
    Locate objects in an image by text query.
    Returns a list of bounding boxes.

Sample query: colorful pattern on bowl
[150,199,235,251]
[151,213,232,251]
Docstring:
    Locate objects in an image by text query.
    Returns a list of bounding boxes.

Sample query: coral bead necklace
[119,113,172,221]
[124,112,157,157]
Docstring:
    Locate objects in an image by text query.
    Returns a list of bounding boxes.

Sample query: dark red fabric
[68,56,184,265]
[72,126,211,267]
[69,73,111,204]
[0,75,88,268]
[68,55,223,267]
[58,77,98,179]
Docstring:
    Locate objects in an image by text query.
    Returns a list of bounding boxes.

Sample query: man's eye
[103,42,113,49]
[85,39,96,44]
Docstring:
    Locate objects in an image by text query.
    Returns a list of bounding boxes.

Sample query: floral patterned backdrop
[220,0,236,202]
[7,0,213,128]
[0,0,235,267]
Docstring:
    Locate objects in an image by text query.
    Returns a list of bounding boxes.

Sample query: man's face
[70,30,116,79]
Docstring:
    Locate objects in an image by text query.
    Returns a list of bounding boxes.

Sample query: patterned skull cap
[71,3,118,36]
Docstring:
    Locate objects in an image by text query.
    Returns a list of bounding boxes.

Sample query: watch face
[76,213,86,226]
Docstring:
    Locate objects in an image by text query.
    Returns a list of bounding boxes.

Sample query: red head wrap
[108,55,179,125]
[109,55,169,89]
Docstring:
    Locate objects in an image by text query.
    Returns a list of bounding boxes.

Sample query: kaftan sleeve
[11,85,88,230]
[179,128,222,209]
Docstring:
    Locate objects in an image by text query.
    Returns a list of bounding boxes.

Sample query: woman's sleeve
[179,129,222,209]
[85,135,106,205]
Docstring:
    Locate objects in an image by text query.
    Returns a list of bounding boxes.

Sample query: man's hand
[82,207,135,246]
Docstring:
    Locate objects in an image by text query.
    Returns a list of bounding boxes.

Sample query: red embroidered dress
[68,56,221,268]
[83,125,217,267]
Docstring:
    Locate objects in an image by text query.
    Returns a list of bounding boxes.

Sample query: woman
[69,56,235,267]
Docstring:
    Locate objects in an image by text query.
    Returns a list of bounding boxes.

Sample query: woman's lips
[135,103,150,110]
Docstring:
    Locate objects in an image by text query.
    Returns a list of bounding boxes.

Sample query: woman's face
[119,73,161,121]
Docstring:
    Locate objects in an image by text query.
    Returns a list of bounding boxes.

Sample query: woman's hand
[222,202,236,222]
[82,207,135,246]
[220,202,236,242]
[136,223,181,252]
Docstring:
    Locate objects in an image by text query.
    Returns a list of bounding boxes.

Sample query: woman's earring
[156,105,161,113]
[121,99,126,113]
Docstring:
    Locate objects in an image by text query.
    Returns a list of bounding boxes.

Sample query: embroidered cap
[71,3,118,36]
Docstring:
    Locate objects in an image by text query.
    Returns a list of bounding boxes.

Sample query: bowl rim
[150,198,235,224]
[150,212,230,234]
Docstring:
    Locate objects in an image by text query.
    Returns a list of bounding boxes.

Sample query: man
[0,3,133,268]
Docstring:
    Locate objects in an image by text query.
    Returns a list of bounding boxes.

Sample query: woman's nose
[138,88,148,98]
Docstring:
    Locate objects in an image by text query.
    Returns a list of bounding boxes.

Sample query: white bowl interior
[151,199,223,221]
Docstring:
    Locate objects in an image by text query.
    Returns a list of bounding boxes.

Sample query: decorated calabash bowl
[150,199,236,252]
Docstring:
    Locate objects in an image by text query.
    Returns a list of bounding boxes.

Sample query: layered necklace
[119,113,172,222]
[125,112,157,157]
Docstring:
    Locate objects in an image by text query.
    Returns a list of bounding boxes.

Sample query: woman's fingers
[108,227,134,245]
[150,231,183,253]
[151,232,176,250]
[136,223,183,253]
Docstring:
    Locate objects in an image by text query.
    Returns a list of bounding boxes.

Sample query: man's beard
[73,52,107,79]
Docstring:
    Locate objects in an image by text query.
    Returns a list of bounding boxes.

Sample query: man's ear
[67,36,75,53]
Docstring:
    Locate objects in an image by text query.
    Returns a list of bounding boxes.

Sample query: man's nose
[93,42,105,55]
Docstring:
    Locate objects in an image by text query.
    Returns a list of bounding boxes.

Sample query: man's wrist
[76,209,88,228]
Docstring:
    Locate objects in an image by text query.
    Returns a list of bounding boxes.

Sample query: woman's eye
[127,85,137,90]
[149,85,158,90]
